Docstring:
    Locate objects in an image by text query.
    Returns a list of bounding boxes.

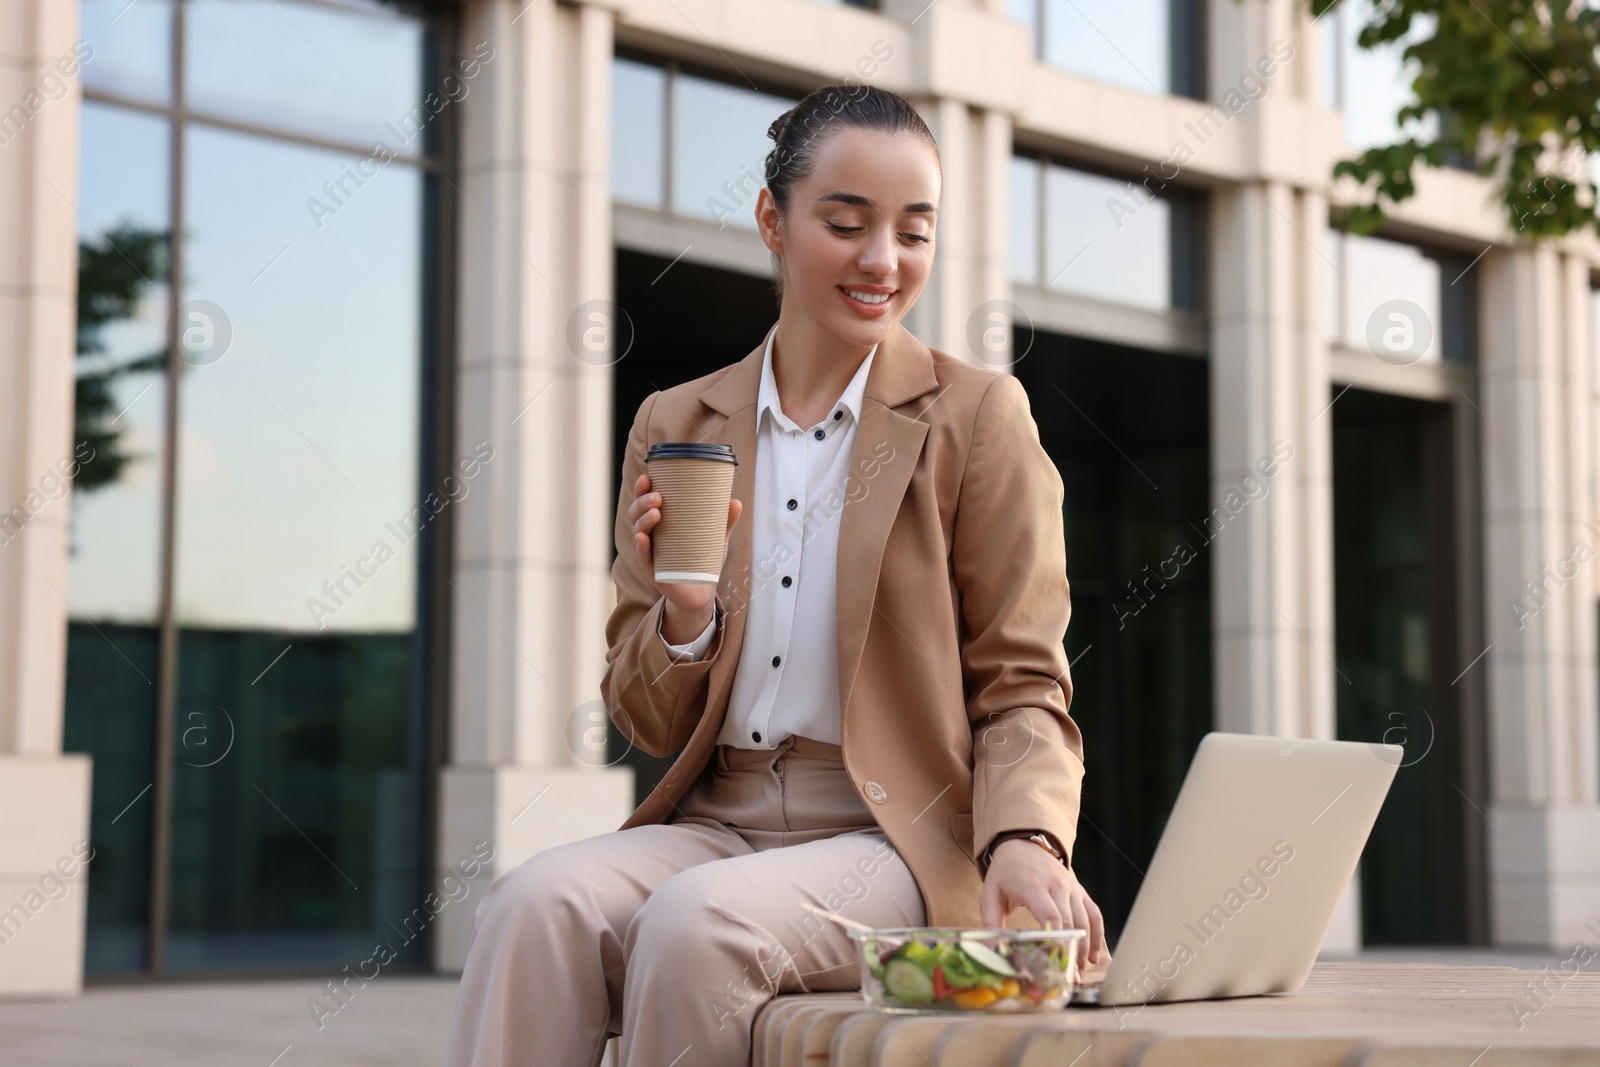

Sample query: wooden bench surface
[751,963,1600,1066]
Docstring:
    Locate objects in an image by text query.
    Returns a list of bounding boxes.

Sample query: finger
[1085,896,1106,963]
[628,491,659,524]
[1047,882,1074,933]
[1067,890,1090,940]
[978,877,1004,928]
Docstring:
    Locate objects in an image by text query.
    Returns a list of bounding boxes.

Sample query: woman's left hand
[979,839,1107,966]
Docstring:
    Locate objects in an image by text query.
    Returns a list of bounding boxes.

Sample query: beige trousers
[442,735,927,1067]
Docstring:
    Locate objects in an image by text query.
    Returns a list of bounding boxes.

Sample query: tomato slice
[932,964,950,1002]
[1024,982,1045,1006]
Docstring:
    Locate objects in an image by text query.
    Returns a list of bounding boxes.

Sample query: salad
[856,929,1082,1013]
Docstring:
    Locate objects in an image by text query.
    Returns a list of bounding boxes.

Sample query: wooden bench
[749,962,1600,1066]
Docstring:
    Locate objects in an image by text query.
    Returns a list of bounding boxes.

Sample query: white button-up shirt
[657,324,877,750]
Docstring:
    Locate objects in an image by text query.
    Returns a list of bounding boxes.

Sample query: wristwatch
[979,829,1066,876]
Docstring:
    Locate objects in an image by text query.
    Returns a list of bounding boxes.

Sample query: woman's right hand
[629,472,742,643]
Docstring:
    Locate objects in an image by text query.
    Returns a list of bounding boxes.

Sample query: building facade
[2,0,1597,994]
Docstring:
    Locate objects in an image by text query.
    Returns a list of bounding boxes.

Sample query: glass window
[66,0,443,978]
[1332,0,1439,152]
[173,127,422,633]
[64,101,173,977]
[1009,154,1041,285]
[1040,0,1170,95]
[162,125,427,974]
[81,0,175,105]
[1591,288,1600,391]
[185,0,434,152]
[1327,229,1475,365]
[611,57,666,209]
[70,104,171,624]
[671,74,796,231]
[1028,0,1201,97]
[1043,161,1172,310]
[1335,230,1441,361]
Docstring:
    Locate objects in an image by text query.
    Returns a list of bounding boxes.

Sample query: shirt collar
[756,324,878,433]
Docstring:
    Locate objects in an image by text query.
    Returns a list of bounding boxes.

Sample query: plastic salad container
[850,926,1087,1013]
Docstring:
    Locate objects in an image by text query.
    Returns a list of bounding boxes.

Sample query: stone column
[1208,0,1333,746]
[435,0,634,970]
[898,0,1026,365]
[0,0,93,995]
[1208,177,1334,744]
[1478,245,1600,947]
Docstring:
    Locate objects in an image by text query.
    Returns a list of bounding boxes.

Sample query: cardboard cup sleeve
[644,442,738,585]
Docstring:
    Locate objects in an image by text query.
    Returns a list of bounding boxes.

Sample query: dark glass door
[1014,333,1212,941]
[1332,387,1471,944]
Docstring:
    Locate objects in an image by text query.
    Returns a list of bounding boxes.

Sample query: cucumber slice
[882,958,935,1003]
[957,938,1018,977]
[863,942,887,980]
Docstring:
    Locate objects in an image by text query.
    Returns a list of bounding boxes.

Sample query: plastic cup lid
[645,442,738,464]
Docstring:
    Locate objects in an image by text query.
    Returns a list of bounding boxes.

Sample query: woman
[444,83,1104,1067]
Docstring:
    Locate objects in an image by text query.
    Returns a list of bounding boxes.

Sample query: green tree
[1285,0,1600,237]
[76,224,169,493]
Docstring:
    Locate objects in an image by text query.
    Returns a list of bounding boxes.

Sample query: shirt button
[781,576,792,587]
[864,781,888,804]
[787,498,797,510]
[834,410,843,420]
[772,655,781,667]
[752,731,761,743]
[813,429,824,440]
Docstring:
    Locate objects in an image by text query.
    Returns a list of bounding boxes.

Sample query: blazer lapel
[834,324,940,720]
[692,321,942,737]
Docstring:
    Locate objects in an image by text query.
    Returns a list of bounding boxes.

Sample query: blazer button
[864,780,888,804]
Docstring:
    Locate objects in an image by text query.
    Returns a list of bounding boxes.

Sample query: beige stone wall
[0,0,93,994]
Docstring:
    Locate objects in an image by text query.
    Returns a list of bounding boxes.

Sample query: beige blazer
[601,320,1085,927]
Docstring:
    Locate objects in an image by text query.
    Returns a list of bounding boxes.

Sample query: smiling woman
[446,82,1100,1067]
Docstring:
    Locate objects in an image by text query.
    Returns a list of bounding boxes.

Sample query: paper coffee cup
[644,442,738,585]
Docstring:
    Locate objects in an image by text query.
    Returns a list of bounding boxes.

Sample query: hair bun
[767,108,794,142]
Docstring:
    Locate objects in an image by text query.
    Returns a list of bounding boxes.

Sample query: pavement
[0,950,1571,1067]
[0,974,469,1067]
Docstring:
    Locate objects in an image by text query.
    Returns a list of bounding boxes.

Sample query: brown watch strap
[980,829,1066,875]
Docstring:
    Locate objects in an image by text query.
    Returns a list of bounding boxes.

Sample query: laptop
[1073,732,1401,1008]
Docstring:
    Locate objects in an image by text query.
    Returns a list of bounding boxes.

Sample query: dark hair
[762,83,940,305]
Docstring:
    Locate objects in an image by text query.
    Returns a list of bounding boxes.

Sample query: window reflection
[1327,0,1439,152]
[672,75,797,231]
[162,125,428,971]
[70,104,171,623]
[176,125,422,632]
[64,101,172,977]
[186,0,434,152]
[1591,289,1600,390]
[1326,229,1476,365]
[1040,0,1170,95]
[81,0,174,105]
[67,0,440,977]
[612,57,666,209]
[1040,161,1174,311]
[1010,0,1200,98]
[1009,154,1041,285]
